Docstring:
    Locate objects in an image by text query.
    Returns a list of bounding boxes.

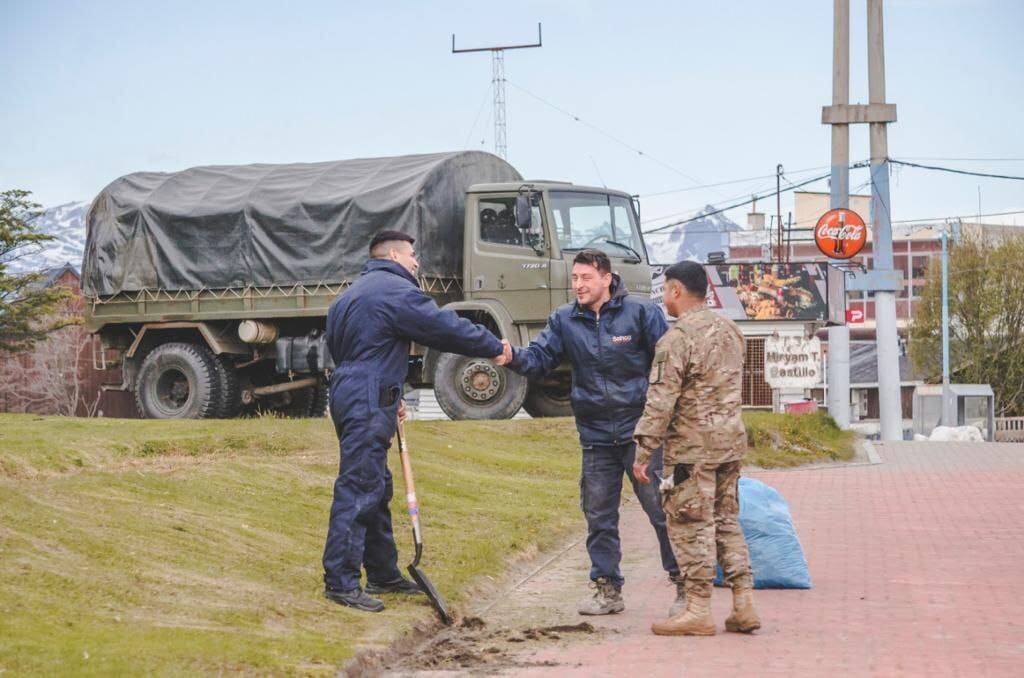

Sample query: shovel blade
[408,564,452,625]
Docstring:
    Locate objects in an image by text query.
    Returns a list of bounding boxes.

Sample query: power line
[889,159,1024,181]
[641,163,872,235]
[462,84,494,150]
[642,167,858,225]
[891,209,1024,225]
[895,156,1024,163]
[505,78,713,192]
[640,164,833,198]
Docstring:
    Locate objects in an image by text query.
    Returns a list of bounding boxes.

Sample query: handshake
[493,339,514,366]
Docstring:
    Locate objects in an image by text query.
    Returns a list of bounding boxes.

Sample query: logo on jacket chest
[611,335,633,345]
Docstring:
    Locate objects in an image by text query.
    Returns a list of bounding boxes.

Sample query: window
[479,197,542,249]
[963,396,990,440]
[912,256,929,279]
[550,191,646,261]
[894,255,908,277]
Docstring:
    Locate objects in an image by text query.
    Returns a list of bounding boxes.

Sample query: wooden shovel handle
[396,419,422,544]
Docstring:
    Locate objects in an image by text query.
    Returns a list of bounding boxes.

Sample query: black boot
[324,587,385,612]
[365,577,423,595]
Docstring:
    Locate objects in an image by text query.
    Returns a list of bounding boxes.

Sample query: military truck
[82,151,655,420]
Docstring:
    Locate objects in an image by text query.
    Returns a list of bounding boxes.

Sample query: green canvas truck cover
[81,151,522,296]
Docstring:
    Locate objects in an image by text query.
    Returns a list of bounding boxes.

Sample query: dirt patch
[385,616,605,674]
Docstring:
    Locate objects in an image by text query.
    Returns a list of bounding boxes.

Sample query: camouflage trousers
[661,460,753,600]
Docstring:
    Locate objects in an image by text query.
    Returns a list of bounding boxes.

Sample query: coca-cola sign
[814,208,867,259]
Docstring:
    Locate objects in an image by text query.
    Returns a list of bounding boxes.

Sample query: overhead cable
[889,159,1024,181]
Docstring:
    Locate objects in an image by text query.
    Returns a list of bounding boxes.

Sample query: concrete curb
[859,438,883,464]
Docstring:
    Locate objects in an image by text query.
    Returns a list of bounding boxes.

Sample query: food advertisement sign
[650,262,845,324]
[707,263,831,322]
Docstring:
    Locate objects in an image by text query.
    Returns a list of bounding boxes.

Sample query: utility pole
[825,0,852,429]
[776,164,784,261]
[866,0,902,441]
[941,219,951,424]
[453,23,542,160]
[822,0,901,438]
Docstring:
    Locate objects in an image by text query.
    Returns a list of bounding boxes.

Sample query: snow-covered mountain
[5,201,90,275]
[644,206,743,265]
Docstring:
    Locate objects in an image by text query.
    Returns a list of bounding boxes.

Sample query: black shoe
[365,577,423,595]
[324,587,385,612]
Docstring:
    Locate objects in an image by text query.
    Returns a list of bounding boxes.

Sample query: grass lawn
[744,410,858,468]
[0,411,854,674]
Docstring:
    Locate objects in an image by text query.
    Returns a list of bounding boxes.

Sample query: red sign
[814,208,867,259]
[846,308,864,324]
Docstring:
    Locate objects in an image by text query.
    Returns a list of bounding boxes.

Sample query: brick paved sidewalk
[480,442,1024,677]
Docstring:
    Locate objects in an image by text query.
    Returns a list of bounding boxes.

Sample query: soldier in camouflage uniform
[633,260,761,636]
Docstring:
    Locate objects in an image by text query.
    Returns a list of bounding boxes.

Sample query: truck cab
[426,181,654,420]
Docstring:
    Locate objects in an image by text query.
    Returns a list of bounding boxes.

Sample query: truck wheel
[433,352,527,420]
[310,379,329,417]
[212,356,242,419]
[523,380,574,418]
[135,342,220,419]
[281,381,328,418]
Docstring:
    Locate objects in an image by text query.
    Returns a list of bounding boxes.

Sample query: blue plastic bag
[714,477,812,589]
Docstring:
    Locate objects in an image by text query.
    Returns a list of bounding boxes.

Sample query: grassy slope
[0,416,582,675]
[0,412,853,674]
[744,411,857,468]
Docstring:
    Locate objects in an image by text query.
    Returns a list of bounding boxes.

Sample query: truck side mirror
[515,195,532,231]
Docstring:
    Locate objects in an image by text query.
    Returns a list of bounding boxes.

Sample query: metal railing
[995,417,1024,443]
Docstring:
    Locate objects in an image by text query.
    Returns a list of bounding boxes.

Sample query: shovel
[395,419,453,625]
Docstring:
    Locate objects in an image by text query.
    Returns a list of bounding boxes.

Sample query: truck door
[468,194,552,325]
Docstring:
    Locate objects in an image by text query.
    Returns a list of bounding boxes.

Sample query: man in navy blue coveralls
[504,249,683,616]
[322,230,504,612]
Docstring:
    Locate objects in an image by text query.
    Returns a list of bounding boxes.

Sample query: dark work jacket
[326,259,503,410]
[508,275,669,446]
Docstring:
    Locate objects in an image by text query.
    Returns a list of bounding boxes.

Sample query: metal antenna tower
[453,23,542,160]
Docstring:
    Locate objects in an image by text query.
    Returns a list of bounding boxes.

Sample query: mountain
[5,201,90,275]
[644,205,742,265]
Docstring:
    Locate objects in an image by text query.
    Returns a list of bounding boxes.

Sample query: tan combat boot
[651,593,715,636]
[724,586,761,633]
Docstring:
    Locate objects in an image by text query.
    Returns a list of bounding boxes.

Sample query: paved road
[463,442,1024,677]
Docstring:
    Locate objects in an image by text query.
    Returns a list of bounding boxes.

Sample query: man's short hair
[664,260,708,298]
[572,249,611,274]
[369,230,415,257]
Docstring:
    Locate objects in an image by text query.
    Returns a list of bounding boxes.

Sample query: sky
[2,0,1022,235]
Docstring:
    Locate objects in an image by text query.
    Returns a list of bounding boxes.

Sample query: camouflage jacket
[633,306,747,466]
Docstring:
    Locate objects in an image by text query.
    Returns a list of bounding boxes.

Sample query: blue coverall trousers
[322,366,405,593]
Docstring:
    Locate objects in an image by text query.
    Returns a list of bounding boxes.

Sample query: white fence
[995,417,1024,442]
[405,388,531,421]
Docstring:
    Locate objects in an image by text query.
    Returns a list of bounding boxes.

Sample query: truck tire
[281,380,328,418]
[433,352,527,420]
[523,380,574,418]
[310,379,329,417]
[135,342,220,419]
[212,356,242,419]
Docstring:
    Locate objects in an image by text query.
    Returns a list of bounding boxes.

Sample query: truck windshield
[550,191,647,262]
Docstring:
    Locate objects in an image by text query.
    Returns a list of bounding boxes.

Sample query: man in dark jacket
[504,249,681,616]
[322,230,504,612]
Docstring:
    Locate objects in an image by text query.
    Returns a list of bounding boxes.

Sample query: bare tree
[0,320,102,416]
